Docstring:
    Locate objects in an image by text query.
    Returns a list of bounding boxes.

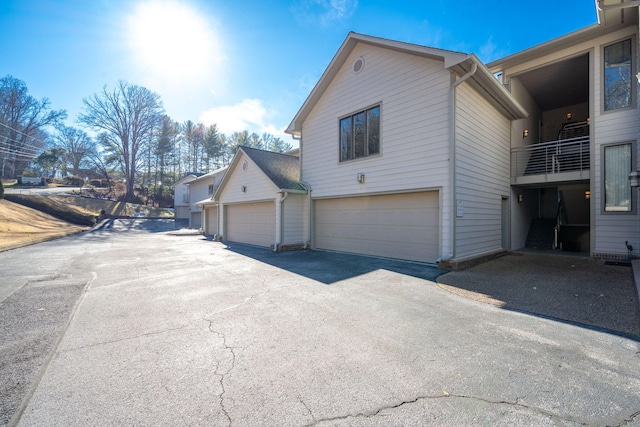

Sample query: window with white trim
[339,105,380,162]
[604,143,632,212]
[604,39,633,111]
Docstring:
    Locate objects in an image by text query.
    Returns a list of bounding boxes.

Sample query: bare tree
[79,81,163,201]
[0,75,66,178]
[54,125,95,176]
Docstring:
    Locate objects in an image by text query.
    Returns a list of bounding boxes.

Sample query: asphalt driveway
[1,219,640,426]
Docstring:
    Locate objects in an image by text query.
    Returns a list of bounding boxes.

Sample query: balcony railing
[511,136,590,183]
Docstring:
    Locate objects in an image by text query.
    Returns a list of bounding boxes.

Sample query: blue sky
[0,0,598,145]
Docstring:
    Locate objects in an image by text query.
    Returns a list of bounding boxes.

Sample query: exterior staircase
[525,218,556,250]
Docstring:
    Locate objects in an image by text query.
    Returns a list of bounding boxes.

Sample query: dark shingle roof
[240,146,305,192]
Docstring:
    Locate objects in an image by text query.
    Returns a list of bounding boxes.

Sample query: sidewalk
[437,252,640,339]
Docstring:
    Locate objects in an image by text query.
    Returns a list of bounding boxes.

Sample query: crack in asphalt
[59,323,192,352]
[302,392,602,426]
[206,327,236,427]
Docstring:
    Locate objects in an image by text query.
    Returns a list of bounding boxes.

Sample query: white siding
[455,82,511,259]
[217,152,279,240]
[591,27,640,257]
[283,193,305,245]
[217,152,278,204]
[301,43,452,258]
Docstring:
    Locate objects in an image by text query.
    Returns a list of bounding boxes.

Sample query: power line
[0,121,51,148]
[0,137,45,155]
[0,147,38,160]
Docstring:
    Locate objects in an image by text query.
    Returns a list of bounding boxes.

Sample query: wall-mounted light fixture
[518,194,523,203]
[357,173,365,184]
[585,190,591,200]
[522,129,529,138]
[630,171,640,187]
[241,185,247,192]
[566,112,572,120]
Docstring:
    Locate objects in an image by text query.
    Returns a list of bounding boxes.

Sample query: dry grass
[0,199,87,251]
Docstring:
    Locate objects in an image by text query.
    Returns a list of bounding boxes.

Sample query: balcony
[511,135,590,184]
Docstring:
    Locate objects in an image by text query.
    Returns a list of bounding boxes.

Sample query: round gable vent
[352,56,364,73]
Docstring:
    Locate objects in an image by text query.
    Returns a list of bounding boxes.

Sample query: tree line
[0,75,293,201]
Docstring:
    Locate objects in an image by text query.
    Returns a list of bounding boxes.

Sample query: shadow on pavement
[223,242,443,285]
[437,252,640,340]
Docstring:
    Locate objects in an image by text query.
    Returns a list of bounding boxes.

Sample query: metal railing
[511,136,590,179]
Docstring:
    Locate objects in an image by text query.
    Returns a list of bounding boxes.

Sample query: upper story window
[604,39,633,111]
[339,105,380,162]
[208,184,214,195]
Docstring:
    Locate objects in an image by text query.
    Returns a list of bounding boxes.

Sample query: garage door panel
[205,207,217,235]
[315,192,439,263]
[226,202,274,247]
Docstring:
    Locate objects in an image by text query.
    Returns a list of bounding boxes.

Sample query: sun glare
[127,1,221,83]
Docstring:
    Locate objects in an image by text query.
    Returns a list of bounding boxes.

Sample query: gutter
[299,181,313,249]
[274,191,290,252]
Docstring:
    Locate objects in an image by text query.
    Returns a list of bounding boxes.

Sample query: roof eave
[450,55,528,120]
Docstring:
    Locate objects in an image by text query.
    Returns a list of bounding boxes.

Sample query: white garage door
[315,192,439,263]
[205,206,217,236]
[226,202,275,247]
[190,212,201,229]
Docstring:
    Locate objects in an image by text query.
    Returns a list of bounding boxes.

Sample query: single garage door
[204,206,217,236]
[190,211,202,229]
[315,192,439,263]
[226,202,275,247]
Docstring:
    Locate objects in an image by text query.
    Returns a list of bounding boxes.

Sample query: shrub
[62,176,85,187]
[0,180,4,200]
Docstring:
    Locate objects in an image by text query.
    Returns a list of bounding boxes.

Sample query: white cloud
[199,99,291,141]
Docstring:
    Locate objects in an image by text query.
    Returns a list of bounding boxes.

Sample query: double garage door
[226,202,275,247]
[315,192,439,263]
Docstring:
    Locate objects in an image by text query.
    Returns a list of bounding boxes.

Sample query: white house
[285,32,526,267]
[172,174,198,222]
[209,0,640,268]
[194,166,228,236]
[214,146,307,250]
[187,167,227,231]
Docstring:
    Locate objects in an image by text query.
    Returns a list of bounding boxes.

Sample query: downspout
[445,61,477,264]
[274,191,289,252]
[299,181,312,249]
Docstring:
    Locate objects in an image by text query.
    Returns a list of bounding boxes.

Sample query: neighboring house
[279,1,640,267]
[193,167,227,236]
[214,146,307,250]
[172,174,198,222]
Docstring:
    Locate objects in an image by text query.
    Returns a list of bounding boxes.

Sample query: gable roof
[240,146,306,192]
[187,166,228,185]
[172,174,198,188]
[286,32,526,137]
[214,146,306,201]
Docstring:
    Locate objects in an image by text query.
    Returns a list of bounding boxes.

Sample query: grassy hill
[0,199,87,251]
